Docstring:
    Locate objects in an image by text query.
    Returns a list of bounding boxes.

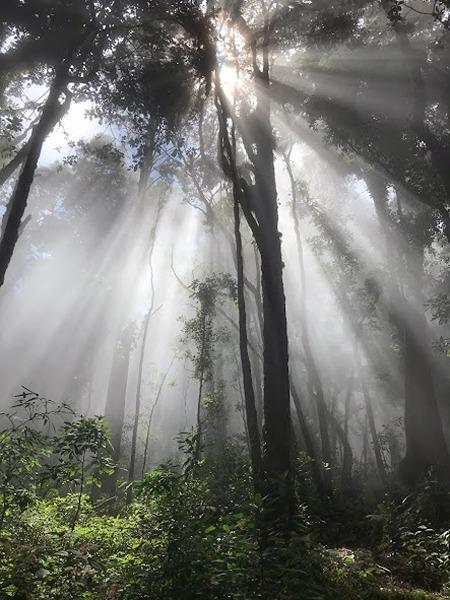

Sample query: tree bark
[283,150,333,495]
[366,173,449,484]
[361,377,388,487]
[290,378,325,494]
[101,325,134,496]
[214,18,292,525]
[326,405,353,492]
[233,185,263,491]
[193,309,208,462]
[0,65,70,288]
[0,140,31,188]
[400,304,450,483]
[341,379,354,491]
[252,71,292,523]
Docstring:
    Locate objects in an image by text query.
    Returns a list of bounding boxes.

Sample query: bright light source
[218,64,240,99]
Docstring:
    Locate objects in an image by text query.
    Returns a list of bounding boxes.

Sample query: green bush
[370,479,450,592]
[1,393,448,600]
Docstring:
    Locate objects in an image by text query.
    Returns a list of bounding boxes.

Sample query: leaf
[205,525,216,534]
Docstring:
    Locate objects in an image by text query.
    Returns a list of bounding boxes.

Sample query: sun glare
[219,63,240,99]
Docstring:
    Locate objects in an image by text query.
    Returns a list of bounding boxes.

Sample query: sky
[23,84,103,165]
[43,100,103,164]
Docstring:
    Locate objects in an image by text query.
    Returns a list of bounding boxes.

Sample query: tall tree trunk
[233,183,263,491]
[362,415,369,482]
[234,350,252,456]
[329,392,338,465]
[254,76,292,523]
[101,324,134,496]
[0,140,31,188]
[290,379,324,494]
[341,377,354,491]
[326,405,353,492]
[283,150,332,495]
[401,304,449,483]
[127,195,163,503]
[193,310,208,462]
[251,246,264,433]
[141,357,175,478]
[214,26,292,525]
[0,92,72,188]
[367,173,449,483]
[0,66,70,287]
[98,150,155,499]
[361,377,387,487]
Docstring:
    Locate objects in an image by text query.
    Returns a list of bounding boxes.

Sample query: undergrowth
[0,392,448,599]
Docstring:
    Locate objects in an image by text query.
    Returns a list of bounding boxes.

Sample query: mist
[1,1,450,598]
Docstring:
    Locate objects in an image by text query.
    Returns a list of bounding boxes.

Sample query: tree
[0,66,72,287]
[180,273,235,462]
[0,0,127,287]
[102,322,136,497]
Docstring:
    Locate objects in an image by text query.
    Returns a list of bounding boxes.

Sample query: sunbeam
[1,1,450,597]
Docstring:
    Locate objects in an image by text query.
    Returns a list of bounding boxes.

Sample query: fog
[1,0,449,487]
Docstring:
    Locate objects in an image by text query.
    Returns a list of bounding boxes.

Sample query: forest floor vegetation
[0,396,449,599]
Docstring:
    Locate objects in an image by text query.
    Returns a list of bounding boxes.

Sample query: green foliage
[1,396,448,599]
[0,390,113,533]
[0,398,319,600]
[0,389,73,530]
[425,294,450,325]
[52,416,114,489]
[0,100,24,160]
[397,526,450,590]
[370,480,450,592]
[180,273,236,382]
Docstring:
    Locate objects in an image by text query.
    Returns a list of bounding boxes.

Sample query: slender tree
[0,66,71,287]
[283,148,333,495]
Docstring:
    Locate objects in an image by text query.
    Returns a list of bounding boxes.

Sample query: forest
[1,0,450,598]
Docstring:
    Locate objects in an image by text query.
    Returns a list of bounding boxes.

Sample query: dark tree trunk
[0,89,72,189]
[362,415,369,482]
[256,179,292,518]
[309,371,333,494]
[193,310,208,462]
[283,150,332,495]
[0,140,31,188]
[251,343,264,434]
[397,38,450,478]
[101,325,134,496]
[233,187,263,491]
[252,76,292,523]
[400,305,450,483]
[341,379,354,491]
[235,351,252,456]
[361,378,387,487]
[0,66,70,288]
[218,113,264,474]
[214,35,292,525]
[326,406,353,492]
[388,429,402,472]
[216,90,290,513]
[251,246,264,433]
[329,393,338,464]
[290,379,324,494]
[367,173,449,483]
